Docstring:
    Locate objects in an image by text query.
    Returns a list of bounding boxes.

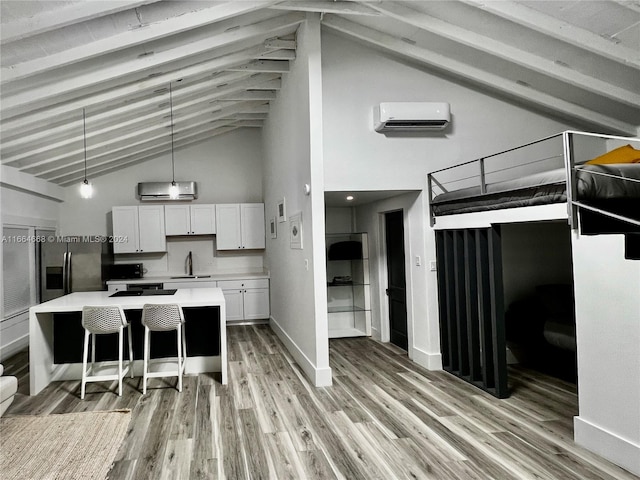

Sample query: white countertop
[30,288,225,313]
[107,271,269,285]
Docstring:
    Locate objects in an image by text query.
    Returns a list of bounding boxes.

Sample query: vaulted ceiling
[2,1,638,187]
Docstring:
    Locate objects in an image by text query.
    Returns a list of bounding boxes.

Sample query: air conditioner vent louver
[374,102,450,132]
[382,120,449,129]
[137,182,197,201]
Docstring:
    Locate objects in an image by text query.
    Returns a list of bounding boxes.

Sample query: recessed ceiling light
[346,195,354,201]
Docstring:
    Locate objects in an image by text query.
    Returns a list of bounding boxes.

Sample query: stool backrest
[82,306,127,334]
[141,304,184,332]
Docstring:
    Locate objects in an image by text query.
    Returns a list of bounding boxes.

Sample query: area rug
[0,409,131,480]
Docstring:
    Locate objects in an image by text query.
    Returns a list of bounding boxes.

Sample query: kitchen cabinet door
[215,204,242,250]
[165,204,216,235]
[215,203,265,250]
[241,203,266,249]
[243,288,270,320]
[164,205,191,235]
[220,288,244,321]
[112,206,139,253]
[190,204,216,235]
[138,205,166,252]
[112,206,166,253]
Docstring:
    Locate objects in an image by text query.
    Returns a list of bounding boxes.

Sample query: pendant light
[168,82,180,200]
[79,108,93,199]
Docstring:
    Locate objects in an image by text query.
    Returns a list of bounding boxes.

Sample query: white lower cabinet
[218,279,269,322]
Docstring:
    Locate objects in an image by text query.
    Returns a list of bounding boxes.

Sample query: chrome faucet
[186,251,193,276]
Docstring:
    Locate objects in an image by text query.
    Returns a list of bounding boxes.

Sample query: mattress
[431,164,640,216]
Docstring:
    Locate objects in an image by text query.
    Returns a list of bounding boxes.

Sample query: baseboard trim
[0,334,28,362]
[269,316,332,387]
[411,346,442,371]
[574,416,640,476]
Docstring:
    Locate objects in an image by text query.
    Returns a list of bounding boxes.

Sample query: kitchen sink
[169,275,212,279]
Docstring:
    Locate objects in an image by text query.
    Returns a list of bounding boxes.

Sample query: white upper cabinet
[112,205,166,254]
[165,204,216,236]
[215,203,265,250]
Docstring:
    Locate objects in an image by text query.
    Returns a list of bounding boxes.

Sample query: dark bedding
[431,164,640,216]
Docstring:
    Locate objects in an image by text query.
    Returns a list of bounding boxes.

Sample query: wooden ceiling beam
[23,102,268,174]
[259,49,296,60]
[1,1,283,83]
[461,0,640,69]
[0,71,255,151]
[269,1,380,16]
[226,60,290,73]
[1,12,305,117]
[217,90,277,101]
[264,39,296,50]
[362,1,639,108]
[0,0,162,44]
[0,45,271,132]
[323,15,638,136]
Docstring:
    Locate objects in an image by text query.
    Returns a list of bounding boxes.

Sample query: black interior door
[385,210,408,350]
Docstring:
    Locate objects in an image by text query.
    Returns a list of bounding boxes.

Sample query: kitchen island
[28,288,226,395]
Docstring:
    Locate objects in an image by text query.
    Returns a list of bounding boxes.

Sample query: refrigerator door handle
[67,251,73,294]
[63,251,71,294]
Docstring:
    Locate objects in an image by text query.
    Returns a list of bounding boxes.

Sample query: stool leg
[177,326,183,392]
[181,323,187,372]
[91,333,96,371]
[118,327,124,396]
[81,330,90,399]
[143,326,149,394]
[127,323,134,378]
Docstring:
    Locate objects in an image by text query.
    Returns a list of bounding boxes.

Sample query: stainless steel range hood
[137,182,198,201]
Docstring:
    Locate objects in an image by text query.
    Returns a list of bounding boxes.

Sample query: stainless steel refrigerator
[39,236,112,302]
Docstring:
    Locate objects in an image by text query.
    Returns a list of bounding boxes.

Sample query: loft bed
[427,131,640,233]
[427,131,640,398]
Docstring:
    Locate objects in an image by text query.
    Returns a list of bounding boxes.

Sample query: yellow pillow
[585,144,640,165]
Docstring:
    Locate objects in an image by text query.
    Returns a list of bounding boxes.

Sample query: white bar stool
[141,303,187,394]
[81,305,133,399]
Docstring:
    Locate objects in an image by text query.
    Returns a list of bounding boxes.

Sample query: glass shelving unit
[326,232,371,338]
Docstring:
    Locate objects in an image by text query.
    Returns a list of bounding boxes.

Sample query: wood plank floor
[3,325,638,480]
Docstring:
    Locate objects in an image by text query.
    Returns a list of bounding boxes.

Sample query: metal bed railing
[427,130,640,230]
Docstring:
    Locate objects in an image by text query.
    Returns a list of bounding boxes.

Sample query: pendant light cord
[82,108,88,182]
[169,82,176,184]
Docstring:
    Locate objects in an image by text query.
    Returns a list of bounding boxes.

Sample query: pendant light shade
[168,82,179,199]
[79,108,93,198]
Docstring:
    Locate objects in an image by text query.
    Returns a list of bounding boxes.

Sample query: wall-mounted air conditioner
[137,182,198,201]
[373,102,451,132]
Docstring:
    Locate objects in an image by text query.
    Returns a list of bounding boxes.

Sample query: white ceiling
[1,1,638,187]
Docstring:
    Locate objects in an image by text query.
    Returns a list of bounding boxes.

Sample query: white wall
[262,14,331,386]
[572,233,640,476]
[325,206,354,234]
[321,31,576,192]
[59,128,263,235]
